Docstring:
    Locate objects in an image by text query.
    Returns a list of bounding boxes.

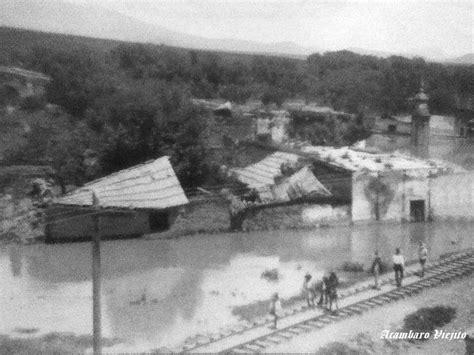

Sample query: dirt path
[265,275,474,354]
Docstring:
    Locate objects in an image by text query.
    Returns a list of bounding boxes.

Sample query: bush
[315,342,360,355]
[20,96,45,112]
[402,306,456,341]
[342,261,364,272]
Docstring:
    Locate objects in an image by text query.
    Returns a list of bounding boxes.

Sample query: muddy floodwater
[0,221,473,351]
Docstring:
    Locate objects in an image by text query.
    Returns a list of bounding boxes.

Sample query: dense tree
[4,112,101,191]
[27,46,114,116]
[2,28,473,189]
[96,81,210,187]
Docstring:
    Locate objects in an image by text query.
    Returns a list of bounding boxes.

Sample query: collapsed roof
[55,156,188,210]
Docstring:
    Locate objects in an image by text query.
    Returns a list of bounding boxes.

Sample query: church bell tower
[411,87,431,158]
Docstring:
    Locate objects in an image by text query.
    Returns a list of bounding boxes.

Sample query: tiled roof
[55,156,188,209]
[301,145,463,173]
[230,151,300,188]
[231,152,332,202]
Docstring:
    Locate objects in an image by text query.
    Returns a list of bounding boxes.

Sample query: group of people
[268,271,340,329]
[269,241,429,329]
[303,272,340,311]
[371,242,428,289]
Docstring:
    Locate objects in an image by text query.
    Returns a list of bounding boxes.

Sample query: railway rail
[176,250,474,354]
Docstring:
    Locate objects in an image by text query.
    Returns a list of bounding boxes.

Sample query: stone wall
[151,199,351,238]
[156,199,231,238]
[0,166,55,243]
[243,203,351,231]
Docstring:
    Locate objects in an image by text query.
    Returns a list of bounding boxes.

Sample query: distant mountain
[347,47,454,62]
[446,54,474,65]
[0,0,319,58]
[347,47,397,58]
[0,0,470,62]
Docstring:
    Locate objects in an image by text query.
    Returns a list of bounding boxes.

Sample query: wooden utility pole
[92,192,101,355]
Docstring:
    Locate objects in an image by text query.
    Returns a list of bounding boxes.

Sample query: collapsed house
[228,151,349,229]
[300,145,472,223]
[230,151,332,203]
[231,146,473,226]
[46,156,188,242]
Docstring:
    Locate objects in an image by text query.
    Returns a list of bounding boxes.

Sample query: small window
[388,124,397,133]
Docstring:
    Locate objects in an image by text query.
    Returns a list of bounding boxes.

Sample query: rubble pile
[0,178,59,243]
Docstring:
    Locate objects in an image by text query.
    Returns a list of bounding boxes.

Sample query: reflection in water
[0,221,472,349]
[8,245,22,277]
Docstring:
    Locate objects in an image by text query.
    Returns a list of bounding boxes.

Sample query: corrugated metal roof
[231,152,300,189]
[0,66,51,81]
[55,156,188,209]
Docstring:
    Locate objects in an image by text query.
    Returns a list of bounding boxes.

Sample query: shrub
[342,261,364,272]
[402,306,456,341]
[20,96,45,112]
[315,342,360,355]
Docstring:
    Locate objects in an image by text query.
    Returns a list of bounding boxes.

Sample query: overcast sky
[68,1,473,56]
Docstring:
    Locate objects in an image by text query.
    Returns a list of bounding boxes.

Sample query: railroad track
[220,250,474,354]
[176,250,474,354]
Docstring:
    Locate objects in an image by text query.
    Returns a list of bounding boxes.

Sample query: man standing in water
[269,293,282,329]
[393,248,405,287]
[370,251,383,290]
[418,242,428,277]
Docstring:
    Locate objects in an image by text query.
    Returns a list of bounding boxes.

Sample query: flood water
[0,221,473,350]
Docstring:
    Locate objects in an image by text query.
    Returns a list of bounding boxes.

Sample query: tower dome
[414,87,430,116]
[414,87,429,102]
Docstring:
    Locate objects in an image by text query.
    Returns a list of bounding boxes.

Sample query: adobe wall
[151,198,351,238]
[431,172,474,220]
[242,203,351,231]
[46,207,151,242]
[156,199,231,238]
[352,170,430,223]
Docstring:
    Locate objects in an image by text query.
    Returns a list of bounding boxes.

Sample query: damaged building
[231,146,473,227]
[46,156,188,242]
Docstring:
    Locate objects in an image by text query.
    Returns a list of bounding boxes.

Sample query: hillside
[0,0,315,58]
[447,54,474,65]
[0,26,472,191]
[0,26,292,68]
[2,0,470,62]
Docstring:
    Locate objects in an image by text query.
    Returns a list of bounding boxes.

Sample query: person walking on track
[269,292,282,329]
[393,248,405,287]
[370,251,383,290]
[327,272,339,312]
[317,274,329,308]
[303,273,316,308]
[418,242,428,277]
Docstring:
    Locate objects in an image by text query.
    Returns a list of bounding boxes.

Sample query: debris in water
[261,268,279,282]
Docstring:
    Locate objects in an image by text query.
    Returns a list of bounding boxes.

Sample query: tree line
[1,31,473,190]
